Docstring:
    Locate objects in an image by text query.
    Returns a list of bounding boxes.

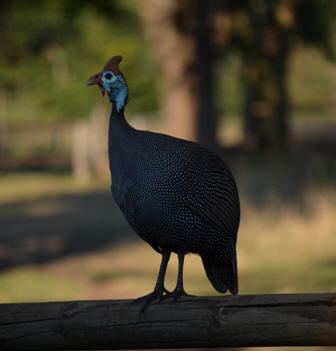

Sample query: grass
[0,172,109,204]
[0,171,335,351]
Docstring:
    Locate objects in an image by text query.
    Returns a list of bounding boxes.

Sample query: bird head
[87,55,128,112]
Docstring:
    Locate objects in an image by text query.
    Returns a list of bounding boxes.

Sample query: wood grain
[1,293,336,350]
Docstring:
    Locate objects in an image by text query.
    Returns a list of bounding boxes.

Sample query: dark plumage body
[109,106,240,295]
[87,56,240,310]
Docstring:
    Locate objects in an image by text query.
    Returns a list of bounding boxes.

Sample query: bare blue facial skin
[101,70,128,112]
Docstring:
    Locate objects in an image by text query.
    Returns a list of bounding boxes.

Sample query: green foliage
[1,0,336,129]
[216,54,243,120]
[289,47,336,120]
[217,47,336,122]
[0,0,158,126]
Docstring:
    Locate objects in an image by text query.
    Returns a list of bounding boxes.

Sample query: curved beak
[86,73,101,85]
[86,72,105,96]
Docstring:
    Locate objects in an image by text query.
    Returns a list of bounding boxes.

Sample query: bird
[87,55,240,311]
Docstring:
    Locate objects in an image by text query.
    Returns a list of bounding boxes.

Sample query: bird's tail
[201,252,238,295]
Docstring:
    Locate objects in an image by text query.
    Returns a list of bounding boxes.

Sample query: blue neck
[108,85,128,113]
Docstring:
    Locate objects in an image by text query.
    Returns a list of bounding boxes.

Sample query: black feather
[108,103,240,295]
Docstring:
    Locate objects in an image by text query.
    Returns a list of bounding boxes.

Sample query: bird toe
[133,287,169,313]
[161,288,195,302]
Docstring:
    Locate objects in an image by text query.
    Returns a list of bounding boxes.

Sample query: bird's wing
[186,150,240,238]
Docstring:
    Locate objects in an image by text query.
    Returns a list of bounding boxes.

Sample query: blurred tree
[140,0,198,144]
[0,0,158,125]
[140,0,226,152]
[140,0,336,151]
[2,0,336,153]
[228,0,336,149]
[195,0,219,152]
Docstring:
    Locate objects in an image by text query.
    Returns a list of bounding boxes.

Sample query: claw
[133,287,171,313]
[158,287,172,302]
[161,289,195,302]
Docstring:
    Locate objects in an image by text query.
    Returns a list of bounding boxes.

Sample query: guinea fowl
[87,55,240,311]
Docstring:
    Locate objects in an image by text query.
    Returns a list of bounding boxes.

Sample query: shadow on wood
[1,293,336,350]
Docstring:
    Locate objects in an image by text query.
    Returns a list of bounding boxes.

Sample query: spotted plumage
[87,55,240,311]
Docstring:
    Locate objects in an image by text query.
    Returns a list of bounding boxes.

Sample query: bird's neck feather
[108,99,134,150]
[107,73,135,152]
[108,100,136,182]
[110,85,128,113]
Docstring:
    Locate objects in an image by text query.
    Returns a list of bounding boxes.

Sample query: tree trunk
[242,1,290,150]
[140,0,218,151]
[140,0,198,142]
[274,54,289,145]
[243,53,289,150]
[195,0,218,152]
[89,103,109,177]
[0,91,9,168]
[72,120,90,183]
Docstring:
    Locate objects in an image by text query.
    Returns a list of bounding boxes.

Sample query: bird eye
[104,73,112,80]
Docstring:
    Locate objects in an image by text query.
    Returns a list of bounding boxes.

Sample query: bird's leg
[133,250,171,312]
[164,252,195,301]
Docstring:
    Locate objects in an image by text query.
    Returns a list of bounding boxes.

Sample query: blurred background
[1,0,336,350]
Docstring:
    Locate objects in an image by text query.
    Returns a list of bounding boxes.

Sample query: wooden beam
[1,293,336,350]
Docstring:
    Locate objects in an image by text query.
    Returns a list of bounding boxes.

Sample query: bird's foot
[133,287,171,313]
[162,288,195,302]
